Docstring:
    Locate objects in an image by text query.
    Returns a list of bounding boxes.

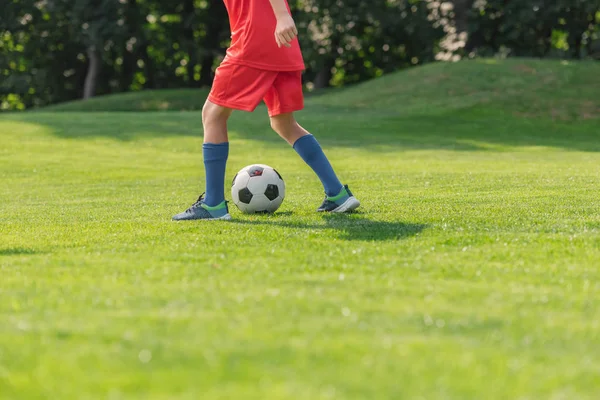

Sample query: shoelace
[187,193,205,212]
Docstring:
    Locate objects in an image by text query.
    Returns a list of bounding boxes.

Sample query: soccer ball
[231,164,285,214]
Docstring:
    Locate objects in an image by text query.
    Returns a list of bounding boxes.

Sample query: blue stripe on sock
[293,134,343,197]
[203,142,229,207]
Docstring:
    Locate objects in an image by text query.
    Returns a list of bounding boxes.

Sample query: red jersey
[222,0,305,71]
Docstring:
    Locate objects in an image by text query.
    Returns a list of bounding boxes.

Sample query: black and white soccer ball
[231,164,285,214]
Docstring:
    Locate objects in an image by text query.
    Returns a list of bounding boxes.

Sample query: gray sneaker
[172,194,232,221]
[317,185,360,213]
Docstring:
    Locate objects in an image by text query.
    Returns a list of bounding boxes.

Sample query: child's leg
[173,62,280,220]
[269,112,307,145]
[203,100,232,144]
[270,112,343,197]
[202,100,233,206]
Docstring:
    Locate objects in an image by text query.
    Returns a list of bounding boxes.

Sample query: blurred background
[1,0,598,111]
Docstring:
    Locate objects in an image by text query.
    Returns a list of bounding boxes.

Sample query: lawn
[1,58,600,399]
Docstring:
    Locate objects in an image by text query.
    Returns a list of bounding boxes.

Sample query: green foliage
[466,0,600,59]
[55,0,123,49]
[1,0,597,109]
[293,0,447,88]
[0,0,229,109]
[1,0,75,108]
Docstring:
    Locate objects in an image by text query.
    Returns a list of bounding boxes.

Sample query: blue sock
[203,142,229,207]
[293,134,343,197]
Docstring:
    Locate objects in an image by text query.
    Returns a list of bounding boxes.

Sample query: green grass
[1,58,600,399]
[42,88,211,112]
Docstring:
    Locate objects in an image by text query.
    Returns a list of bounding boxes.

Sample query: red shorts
[208,61,304,117]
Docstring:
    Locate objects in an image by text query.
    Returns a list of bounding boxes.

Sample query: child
[173,0,360,221]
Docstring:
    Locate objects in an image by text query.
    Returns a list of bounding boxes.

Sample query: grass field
[1,58,600,399]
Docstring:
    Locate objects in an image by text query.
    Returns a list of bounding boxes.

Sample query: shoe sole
[332,197,361,213]
[211,214,232,221]
[173,214,232,221]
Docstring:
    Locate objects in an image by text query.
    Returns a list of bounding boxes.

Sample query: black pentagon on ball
[231,173,238,186]
[246,165,264,177]
[264,184,279,201]
[238,187,253,204]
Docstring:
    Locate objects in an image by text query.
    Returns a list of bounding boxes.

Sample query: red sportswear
[222,0,305,71]
[208,0,306,116]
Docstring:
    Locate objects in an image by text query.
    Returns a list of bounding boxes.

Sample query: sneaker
[172,194,232,221]
[317,185,361,213]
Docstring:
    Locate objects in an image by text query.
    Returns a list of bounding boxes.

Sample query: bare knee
[270,114,294,134]
[202,101,231,127]
[202,101,232,143]
[270,114,306,145]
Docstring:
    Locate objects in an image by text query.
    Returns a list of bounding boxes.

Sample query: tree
[296,0,447,89]
[466,0,600,59]
[2,0,598,110]
[198,0,229,87]
[45,0,123,99]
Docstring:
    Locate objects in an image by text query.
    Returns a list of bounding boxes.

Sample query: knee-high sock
[293,134,343,197]
[203,142,229,206]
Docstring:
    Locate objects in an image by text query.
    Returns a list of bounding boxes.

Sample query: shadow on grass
[3,103,599,152]
[0,248,41,256]
[231,213,428,241]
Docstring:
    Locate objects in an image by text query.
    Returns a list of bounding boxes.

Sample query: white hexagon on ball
[249,193,271,213]
[247,174,269,195]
